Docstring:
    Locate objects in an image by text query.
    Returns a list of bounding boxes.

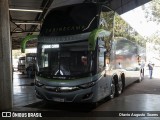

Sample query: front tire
[88,102,98,109]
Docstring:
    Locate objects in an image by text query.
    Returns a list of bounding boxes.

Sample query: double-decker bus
[35,3,145,104]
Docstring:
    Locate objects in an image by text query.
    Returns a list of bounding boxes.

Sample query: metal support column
[0,0,12,110]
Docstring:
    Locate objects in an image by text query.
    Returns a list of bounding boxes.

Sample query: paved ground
[12,70,160,107]
[121,78,160,96]
[119,66,160,96]
[4,69,160,120]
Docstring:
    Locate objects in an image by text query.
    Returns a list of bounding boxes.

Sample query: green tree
[146,32,160,58]
[147,32,160,43]
[114,13,145,47]
[143,0,160,54]
[143,0,160,23]
[100,10,146,47]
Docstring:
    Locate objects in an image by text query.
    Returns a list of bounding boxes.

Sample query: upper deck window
[40,3,99,36]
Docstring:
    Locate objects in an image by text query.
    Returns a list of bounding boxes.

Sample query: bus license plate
[53,98,65,102]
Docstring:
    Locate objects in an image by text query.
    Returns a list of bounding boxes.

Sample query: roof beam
[9,8,43,12]
[109,0,151,14]
[28,0,55,35]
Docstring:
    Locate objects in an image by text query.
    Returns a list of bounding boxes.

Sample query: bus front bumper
[35,86,95,103]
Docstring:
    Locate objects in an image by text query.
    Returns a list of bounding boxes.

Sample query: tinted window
[40,3,99,36]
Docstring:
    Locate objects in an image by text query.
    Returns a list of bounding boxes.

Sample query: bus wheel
[116,79,123,96]
[89,102,98,109]
[109,80,116,99]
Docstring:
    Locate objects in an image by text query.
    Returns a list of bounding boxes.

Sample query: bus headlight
[79,81,95,89]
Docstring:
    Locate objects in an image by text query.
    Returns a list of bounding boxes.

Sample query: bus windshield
[40,3,99,36]
[37,41,92,79]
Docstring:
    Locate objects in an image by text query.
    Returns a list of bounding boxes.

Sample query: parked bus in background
[25,53,36,78]
[17,56,26,74]
[35,3,145,105]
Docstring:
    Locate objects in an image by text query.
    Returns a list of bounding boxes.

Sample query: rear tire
[89,102,98,109]
[115,79,123,96]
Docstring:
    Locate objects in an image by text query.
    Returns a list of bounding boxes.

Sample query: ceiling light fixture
[9,8,43,12]
[15,22,41,25]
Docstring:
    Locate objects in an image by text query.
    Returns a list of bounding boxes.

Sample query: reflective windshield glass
[37,41,91,79]
[40,3,98,36]
[26,57,36,63]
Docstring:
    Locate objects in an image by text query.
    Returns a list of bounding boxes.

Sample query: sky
[121,2,160,37]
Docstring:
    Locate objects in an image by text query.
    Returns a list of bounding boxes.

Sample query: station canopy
[9,0,151,49]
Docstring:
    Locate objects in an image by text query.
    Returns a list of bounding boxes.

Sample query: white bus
[25,53,36,78]
[17,56,25,74]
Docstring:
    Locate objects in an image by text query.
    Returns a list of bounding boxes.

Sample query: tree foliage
[146,33,160,58]
[143,0,160,23]
[143,0,160,55]
[114,13,145,47]
[146,32,160,43]
[100,11,146,47]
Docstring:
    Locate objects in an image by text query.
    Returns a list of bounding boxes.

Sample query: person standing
[148,61,154,79]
